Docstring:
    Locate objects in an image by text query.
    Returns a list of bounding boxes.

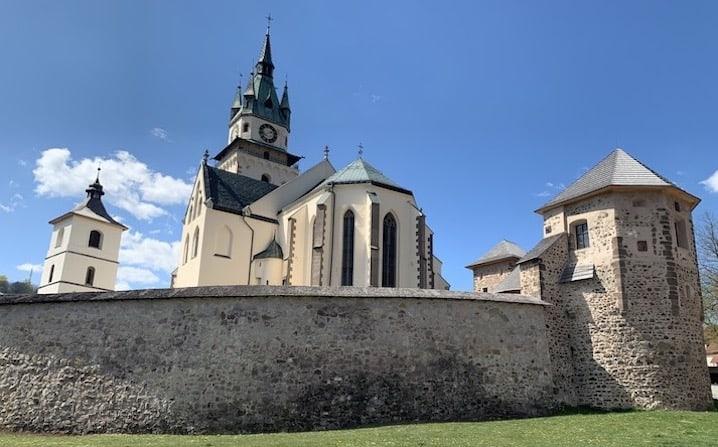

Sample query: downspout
[327,183,336,286]
[240,210,255,285]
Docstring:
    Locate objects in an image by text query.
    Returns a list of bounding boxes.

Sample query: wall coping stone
[0,285,550,307]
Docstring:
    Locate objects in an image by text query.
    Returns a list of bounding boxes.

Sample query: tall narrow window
[242,122,249,133]
[341,210,355,286]
[575,222,589,249]
[191,227,200,259]
[382,213,397,287]
[675,220,688,248]
[48,265,55,283]
[183,236,189,264]
[88,230,102,249]
[85,267,95,286]
[55,227,64,248]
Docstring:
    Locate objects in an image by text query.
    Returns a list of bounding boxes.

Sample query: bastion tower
[37,171,127,294]
[518,149,712,410]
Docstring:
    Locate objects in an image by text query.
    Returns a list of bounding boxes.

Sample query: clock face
[259,124,278,143]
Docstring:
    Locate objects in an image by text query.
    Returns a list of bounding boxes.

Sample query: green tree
[0,275,8,294]
[8,281,35,294]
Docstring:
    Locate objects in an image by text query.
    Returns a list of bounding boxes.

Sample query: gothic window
[215,226,232,258]
[85,267,95,286]
[88,230,102,249]
[183,236,189,264]
[341,210,355,286]
[191,227,200,259]
[574,221,589,250]
[261,174,271,183]
[48,265,54,283]
[187,199,194,223]
[55,227,64,248]
[195,193,203,219]
[382,213,397,287]
[263,151,270,160]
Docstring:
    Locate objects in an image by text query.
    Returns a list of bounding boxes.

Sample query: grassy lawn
[1,410,717,447]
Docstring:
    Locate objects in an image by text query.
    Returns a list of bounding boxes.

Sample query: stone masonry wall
[0,286,555,434]
[536,191,712,411]
[471,260,516,293]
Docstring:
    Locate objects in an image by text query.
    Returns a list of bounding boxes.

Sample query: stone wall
[471,259,516,293]
[533,191,713,411]
[0,286,555,434]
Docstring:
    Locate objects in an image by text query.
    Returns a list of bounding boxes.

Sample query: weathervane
[358,143,364,158]
[266,13,273,34]
[323,145,330,160]
[202,149,209,164]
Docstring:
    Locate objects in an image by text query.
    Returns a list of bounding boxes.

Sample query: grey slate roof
[320,158,411,194]
[539,148,684,211]
[254,238,283,260]
[517,234,565,265]
[50,178,127,229]
[204,165,277,215]
[466,240,526,268]
[495,267,521,293]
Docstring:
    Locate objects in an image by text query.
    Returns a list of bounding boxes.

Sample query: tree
[698,212,718,325]
[8,281,35,294]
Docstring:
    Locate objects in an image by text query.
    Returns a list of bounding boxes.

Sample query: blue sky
[1,0,717,291]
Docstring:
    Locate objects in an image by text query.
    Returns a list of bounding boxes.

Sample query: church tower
[37,171,127,294]
[215,23,301,186]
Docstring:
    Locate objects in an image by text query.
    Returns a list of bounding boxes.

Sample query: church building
[172,28,449,289]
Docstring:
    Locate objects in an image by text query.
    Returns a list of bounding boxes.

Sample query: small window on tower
[263,151,270,160]
[637,240,648,252]
[674,201,681,212]
[48,265,55,283]
[88,230,102,249]
[242,123,249,133]
[85,267,95,286]
[261,174,271,183]
[574,221,590,250]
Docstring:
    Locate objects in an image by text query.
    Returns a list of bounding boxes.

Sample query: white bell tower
[38,170,127,294]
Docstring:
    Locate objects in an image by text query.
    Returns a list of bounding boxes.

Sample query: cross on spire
[265,13,273,34]
[323,145,330,160]
[358,143,364,158]
[95,164,101,183]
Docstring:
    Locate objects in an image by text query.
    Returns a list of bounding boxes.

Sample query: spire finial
[358,143,364,159]
[95,164,101,183]
[202,149,209,164]
[265,13,273,34]
[323,145,330,160]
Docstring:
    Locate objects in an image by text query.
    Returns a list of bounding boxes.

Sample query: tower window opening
[55,227,64,248]
[88,230,103,249]
[242,123,249,133]
[674,201,681,212]
[263,151,270,160]
[48,265,55,283]
[85,267,95,286]
[675,220,688,249]
[261,174,271,183]
[574,222,590,250]
[637,240,648,252]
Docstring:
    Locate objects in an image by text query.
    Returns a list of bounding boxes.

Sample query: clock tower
[214,25,301,186]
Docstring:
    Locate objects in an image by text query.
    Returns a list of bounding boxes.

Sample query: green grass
[1,411,717,447]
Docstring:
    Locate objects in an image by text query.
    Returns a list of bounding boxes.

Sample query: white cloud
[0,191,24,213]
[16,263,42,273]
[701,170,718,193]
[33,148,193,221]
[117,266,160,285]
[119,231,180,274]
[150,127,171,142]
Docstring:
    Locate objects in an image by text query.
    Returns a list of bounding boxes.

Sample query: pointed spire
[256,16,275,77]
[243,71,255,97]
[86,166,104,199]
[280,80,290,110]
[230,75,243,120]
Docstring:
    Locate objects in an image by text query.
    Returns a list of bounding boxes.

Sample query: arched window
[195,193,203,219]
[48,265,55,283]
[88,230,102,249]
[85,267,95,286]
[187,198,194,223]
[263,151,270,160]
[341,210,355,286]
[261,174,271,183]
[55,227,64,248]
[183,236,189,264]
[215,225,233,258]
[382,213,397,287]
[191,227,200,259]
[573,221,589,250]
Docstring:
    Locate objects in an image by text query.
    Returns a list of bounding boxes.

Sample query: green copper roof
[320,158,411,194]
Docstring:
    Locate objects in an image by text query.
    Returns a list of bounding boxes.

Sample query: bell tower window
[242,123,249,133]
